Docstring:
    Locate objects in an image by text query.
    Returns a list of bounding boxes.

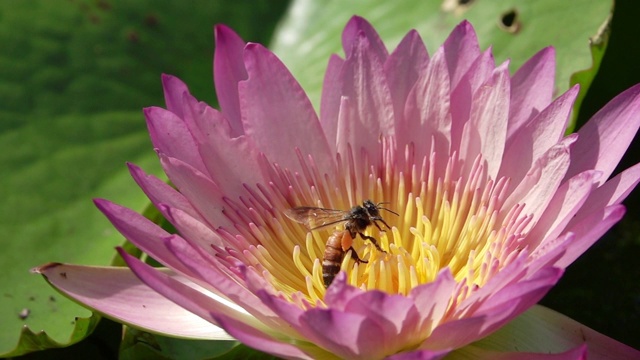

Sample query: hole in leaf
[499,9,521,33]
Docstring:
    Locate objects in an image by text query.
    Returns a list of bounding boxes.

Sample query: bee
[285,200,398,287]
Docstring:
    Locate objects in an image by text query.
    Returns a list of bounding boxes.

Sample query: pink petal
[507,47,556,141]
[500,86,579,184]
[161,205,223,252]
[554,204,626,268]
[119,248,264,332]
[402,47,452,161]
[457,254,530,313]
[428,268,561,350]
[409,269,458,332]
[504,136,575,221]
[337,30,395,164]
[323,272,365,309]
[161,73,189,119]
[341,291,422,353]
[450,48,495,151]
[144,106,208,175]
[33,263,230,340]
[300,308,386,359]
[158,153,231,229]
[569,161,640,227]
[212,312,316,360]
[213,24,247,137]
[384,30,429,128]
[181,91,264,198]
[525,170,600,249]
[565,83,640,184]
[128,163,204,224]
[442,20,481,90]
[473,267,563,332]
[460,63,510,179]
[320,54,345,152]
[252,289,313,339]
[162,235,294,336]
[94,199,195,277]
[342,16,388,63]
[459,305,639,359]
[239,43,334,175]
[422,316,487,350]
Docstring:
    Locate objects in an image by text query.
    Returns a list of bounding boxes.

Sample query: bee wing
[284,206,347,230]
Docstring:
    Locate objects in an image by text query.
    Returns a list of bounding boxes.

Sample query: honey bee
[285,200,398,287]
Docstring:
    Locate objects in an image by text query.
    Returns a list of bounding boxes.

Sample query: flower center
[221,145,530,307]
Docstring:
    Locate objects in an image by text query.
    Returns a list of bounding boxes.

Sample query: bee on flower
[36,16,640,359]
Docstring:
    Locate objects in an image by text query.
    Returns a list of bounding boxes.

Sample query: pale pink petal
[384,30,429,128]
[507,47,556,141]
[213,24,247,137]
[144,106,208,175]
[342,16,388,62]
[33,263,230,340]
[459,305,639,359]
[337,31,395,163]
[500,86,579,184]
[460,63,510,179]
[565,83,640,184]
[443,20,481,90]
[402,47,452,160]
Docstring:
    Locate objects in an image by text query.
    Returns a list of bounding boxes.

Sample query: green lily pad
[271,0,612,131]
[0,0,288,356]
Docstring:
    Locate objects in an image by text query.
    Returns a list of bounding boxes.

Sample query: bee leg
[346,247,368,263]
[373,217,393,231]
[358,233,386,253]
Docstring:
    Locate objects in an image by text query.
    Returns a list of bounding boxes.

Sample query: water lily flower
[35,16,640,359]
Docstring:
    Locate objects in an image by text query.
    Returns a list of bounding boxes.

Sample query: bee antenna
[378,205,399,217]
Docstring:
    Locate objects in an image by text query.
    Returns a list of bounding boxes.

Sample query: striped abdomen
[322,231,349,288]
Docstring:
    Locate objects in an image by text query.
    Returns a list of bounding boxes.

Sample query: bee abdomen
[322,234,344,288]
